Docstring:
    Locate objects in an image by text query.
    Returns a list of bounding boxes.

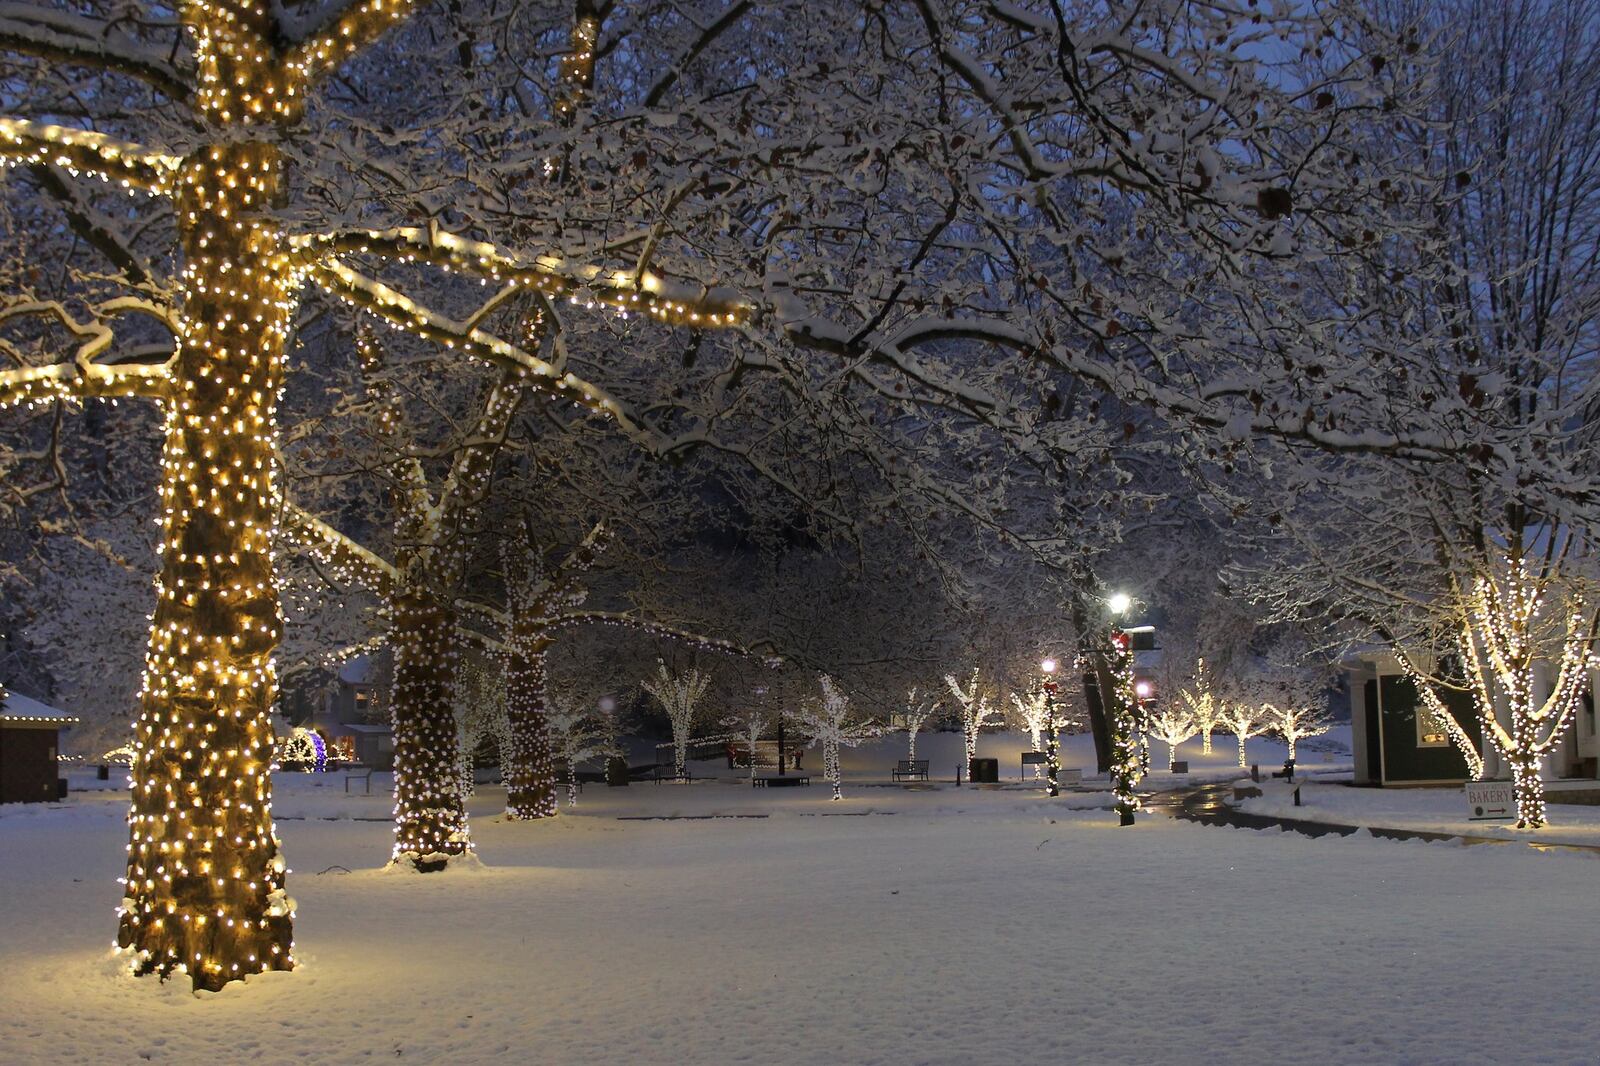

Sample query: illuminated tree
[1219,703,1269,770]
[1265,702,1332,763]
[1009,684,1052,767]
[502,525,749,816]
[642,661,712,779]
[1179,666,1225,757]
[943,668,1000,770]
[1146,706,1197,771]
[545,695,607,808]
[1102,632,1148,825]
[795,674,878,801]
[900,686,939,761]
[722,702,774,784]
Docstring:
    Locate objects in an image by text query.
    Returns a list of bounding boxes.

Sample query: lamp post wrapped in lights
[1040,658,1063,797]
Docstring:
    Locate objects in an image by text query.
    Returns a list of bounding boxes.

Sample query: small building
[0,688,78,803]
[301,657,393,769]
[1346,651,1599,787]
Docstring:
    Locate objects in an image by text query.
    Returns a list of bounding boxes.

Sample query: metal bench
[892,759,930,782]
[653,764,693,783]
[344,766,374,794]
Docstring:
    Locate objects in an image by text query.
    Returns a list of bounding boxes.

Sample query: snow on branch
[0,299,173,408]
[290,227,750,327]
[310,259,642,433]
[0,5,192,100]
[550,611,759,660]
[281,0,421,87]
[279,502,398,598]
[0,118,179,195]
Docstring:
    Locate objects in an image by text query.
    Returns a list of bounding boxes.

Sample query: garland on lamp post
[1040,659,1063,797]
[1104,630,1146,826]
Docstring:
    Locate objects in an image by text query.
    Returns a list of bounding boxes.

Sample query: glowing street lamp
[1108,591,1133,616]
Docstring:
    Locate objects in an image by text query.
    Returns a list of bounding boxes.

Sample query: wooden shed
[0,688,78,804]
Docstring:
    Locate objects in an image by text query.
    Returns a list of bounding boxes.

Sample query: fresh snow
[1238,777,1600,848]
[3,731,1596,1064]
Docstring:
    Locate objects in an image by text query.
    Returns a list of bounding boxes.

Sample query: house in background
[1346,651,1597,788]
[0,686,77,803]
[303,656,393,769]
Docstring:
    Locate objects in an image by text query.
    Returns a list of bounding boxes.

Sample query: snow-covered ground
[1237,777,1600,848]
[4,728,1596,1064]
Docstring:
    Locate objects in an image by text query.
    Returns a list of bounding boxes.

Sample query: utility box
[969,757,999,784]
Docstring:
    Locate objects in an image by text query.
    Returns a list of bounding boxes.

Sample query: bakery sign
[1465,780,1515,821]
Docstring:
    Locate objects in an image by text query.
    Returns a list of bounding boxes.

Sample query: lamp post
[1103,592,1146,827]
[1041,658,1062,797]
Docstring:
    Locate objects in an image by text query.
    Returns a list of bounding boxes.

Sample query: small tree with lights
[900,686,940,762]
[1009,683,1052,774]
[944,667,1001,776]
[1146,705,1198,771]
[795,674,878,801]
[642,661,712,780]
[1265,703,1333,763]
[1178,659,1226,756]
[1220,703,1270,769]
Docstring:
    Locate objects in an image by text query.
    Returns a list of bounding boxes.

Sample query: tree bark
[502,627,557,819]
[389,589,471,869]
[117,141,295,991]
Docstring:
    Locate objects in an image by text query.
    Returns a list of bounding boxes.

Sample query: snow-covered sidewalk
[3,765,1595,1065]
[1235,777,1600,849]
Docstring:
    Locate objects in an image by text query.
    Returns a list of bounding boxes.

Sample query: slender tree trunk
[1168,741,1178,770]
[827,740,841,800]
[1201,728,1212,755]
[1237,734,1248,768]
[1508,712,1548,828]
[907,727,918,761]
[502,629,557,819]
[389,589,470,869]
[117,141,296,991]
[673,724,689,778]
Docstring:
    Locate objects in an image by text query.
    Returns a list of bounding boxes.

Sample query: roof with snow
[338,655,373,685]
[0,688,79,728]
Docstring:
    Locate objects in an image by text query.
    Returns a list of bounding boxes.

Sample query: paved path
[1146,780,1600,855]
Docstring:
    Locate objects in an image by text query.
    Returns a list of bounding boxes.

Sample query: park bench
[892,759,930,782]
[344,765,374,794]
[752,773,811,787]
[653,764,693,783]
[1270,759,1296,781]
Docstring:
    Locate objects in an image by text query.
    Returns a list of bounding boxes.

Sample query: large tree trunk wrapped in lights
[117,139,296,991]
[389,589,471,869]
[501,626,557,820]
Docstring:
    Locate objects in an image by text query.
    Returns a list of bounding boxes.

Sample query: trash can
[969,757,999,783]
[605,755,630,787]
[97,764,110,781]
[57,777,69,800]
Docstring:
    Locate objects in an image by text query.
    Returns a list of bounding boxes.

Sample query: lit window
[1417,709,1450,748]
